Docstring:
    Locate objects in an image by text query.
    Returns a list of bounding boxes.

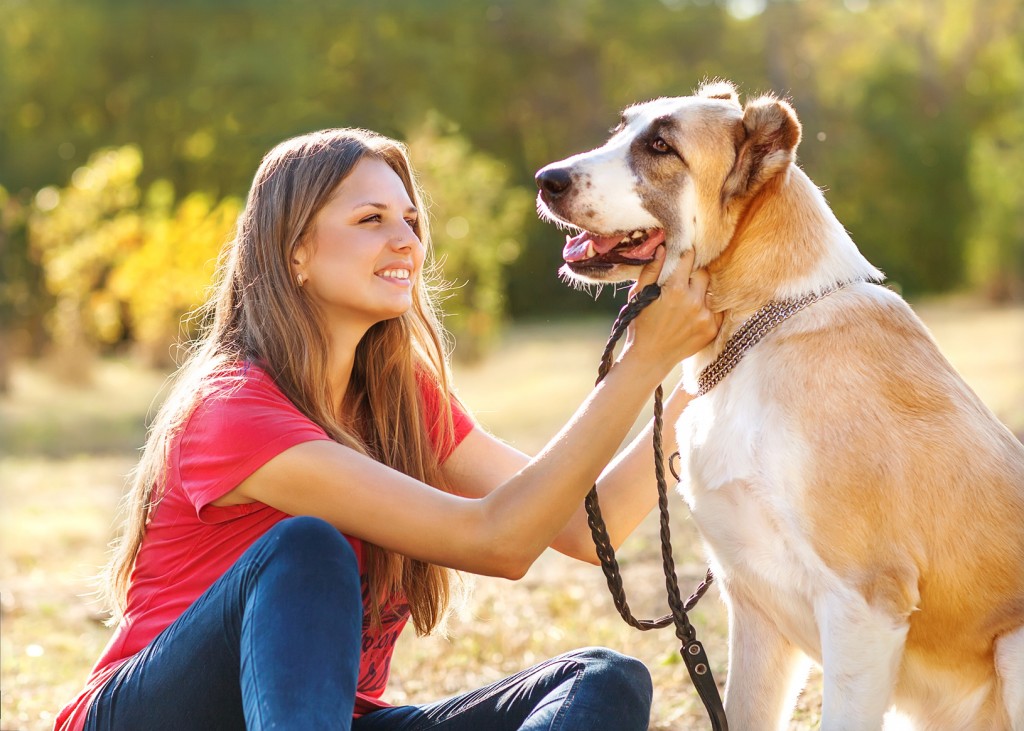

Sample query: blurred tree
[830,67,972,294]
[962,8,1024,302]
[407,116,531,361]
[772,0,1023,298]
[0,185,48,392]
[967,111,1024,303]
[28,147,241,368]
[108,184,242,364]
[3,0,1024,352]
[28,146,145,373]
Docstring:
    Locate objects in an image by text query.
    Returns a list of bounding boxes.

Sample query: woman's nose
[391,223,420,248]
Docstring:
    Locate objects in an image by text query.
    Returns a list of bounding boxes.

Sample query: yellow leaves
[110,192,241,356]
[28,145,241,361]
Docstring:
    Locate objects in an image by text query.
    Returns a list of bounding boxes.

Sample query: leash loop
[585,282,728,731]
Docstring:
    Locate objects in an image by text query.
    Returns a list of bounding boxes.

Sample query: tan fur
[701,94,1024,729]
[775,294,1024,678]
[537,80,1024,730]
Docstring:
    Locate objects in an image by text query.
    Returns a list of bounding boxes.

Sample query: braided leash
[586,281,851,729]
[585,283,728,731]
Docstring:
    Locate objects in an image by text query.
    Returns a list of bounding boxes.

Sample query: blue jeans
[354,646,652,731]
[85,517,653,730]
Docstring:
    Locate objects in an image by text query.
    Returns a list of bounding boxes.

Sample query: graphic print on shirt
[358,579,411,697]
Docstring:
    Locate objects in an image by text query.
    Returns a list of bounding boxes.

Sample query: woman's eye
[360,214,381,224]
[404,218,418,227]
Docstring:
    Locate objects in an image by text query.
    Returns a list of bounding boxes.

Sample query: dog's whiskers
[535,201,582,234]
[557,267,606,298]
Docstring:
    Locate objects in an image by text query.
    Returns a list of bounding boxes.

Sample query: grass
[1,300,1022,731]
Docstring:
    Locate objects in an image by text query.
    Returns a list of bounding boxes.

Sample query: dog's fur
[536,81,1024,730]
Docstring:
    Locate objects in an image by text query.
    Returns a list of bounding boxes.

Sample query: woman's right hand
[618,246,722,378]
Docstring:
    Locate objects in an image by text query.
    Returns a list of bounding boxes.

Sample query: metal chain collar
[697,284,850,397]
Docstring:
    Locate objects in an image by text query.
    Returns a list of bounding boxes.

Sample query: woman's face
[296,156,425,333]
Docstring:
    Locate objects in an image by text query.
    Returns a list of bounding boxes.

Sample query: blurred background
[2,0,1022,729]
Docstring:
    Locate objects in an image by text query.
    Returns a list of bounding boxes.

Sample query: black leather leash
[585,282,728,731]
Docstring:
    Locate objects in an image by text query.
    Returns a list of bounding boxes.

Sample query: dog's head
[536,80,801,285]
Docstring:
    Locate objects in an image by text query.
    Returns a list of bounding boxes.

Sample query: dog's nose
[535,166,573,198]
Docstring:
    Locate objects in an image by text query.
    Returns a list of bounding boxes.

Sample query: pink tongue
[562,229,666,262]
[563,232,633,262]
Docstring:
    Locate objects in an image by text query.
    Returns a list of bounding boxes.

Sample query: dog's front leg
[815,591,908,731]
[724,593,811,731]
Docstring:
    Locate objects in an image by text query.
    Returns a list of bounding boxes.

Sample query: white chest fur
[675,353,847,660]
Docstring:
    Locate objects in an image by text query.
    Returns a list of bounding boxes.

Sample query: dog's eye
[649,136,673,154]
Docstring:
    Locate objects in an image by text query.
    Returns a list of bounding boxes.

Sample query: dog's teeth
[631,230,644,240]
[619,236,631,245]
[587,241,597,258]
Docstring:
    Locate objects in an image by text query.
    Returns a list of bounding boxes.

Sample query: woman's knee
[567,647,653,703]
[258,517,360,579]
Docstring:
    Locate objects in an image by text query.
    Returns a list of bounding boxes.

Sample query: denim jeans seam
[546,663,584,731]
[239,552,269,729]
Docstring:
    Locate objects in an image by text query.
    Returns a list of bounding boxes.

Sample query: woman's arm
[441,376,693,564]
[551,378,693,562]
[228,249,719,579]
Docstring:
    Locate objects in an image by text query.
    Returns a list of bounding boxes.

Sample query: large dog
[535,81,1024,730]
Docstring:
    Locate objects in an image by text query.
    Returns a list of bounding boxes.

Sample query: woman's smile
[375,266,413,283]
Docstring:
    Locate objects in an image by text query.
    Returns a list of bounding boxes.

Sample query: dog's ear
[722,94,802,202]
[696,79,740,107]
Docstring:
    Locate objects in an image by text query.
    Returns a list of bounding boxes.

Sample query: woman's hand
[618,246,722,376]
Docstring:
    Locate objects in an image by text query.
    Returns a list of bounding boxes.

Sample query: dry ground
[2,299,1022,731]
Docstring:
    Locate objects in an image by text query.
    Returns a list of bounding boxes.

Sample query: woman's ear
[291,239,310,285]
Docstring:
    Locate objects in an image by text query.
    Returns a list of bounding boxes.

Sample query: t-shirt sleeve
[178,367,331,523]
[417,373,474,463]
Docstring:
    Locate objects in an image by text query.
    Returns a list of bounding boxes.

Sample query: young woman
[55,128,720,731]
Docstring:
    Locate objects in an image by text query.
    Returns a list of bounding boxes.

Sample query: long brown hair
[103,128,459,635]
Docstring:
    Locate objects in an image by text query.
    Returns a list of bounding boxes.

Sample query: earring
[296,273,305,288]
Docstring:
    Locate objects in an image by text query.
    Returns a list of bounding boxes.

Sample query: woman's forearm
[471,355,678,577]
[550,379,693,563]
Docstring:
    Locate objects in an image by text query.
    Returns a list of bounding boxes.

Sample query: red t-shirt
[55,363,473,731]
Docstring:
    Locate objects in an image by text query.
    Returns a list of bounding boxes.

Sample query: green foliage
[968,113,1024,302]
[3,0,1024,363]
[827,67,972,293]
[1,184,48,343]
[408,117,531,360]
[0,184,44,392]
[964,32,1024,302]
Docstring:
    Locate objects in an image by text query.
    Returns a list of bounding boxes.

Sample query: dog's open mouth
[562,228,666,270]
